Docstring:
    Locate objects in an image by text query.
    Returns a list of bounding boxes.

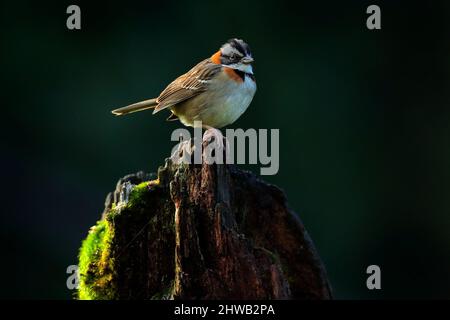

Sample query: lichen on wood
[77,160,332,300]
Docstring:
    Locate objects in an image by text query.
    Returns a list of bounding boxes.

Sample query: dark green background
[1,0,449,299]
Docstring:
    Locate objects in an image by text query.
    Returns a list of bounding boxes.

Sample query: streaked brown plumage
[111,39,256,129]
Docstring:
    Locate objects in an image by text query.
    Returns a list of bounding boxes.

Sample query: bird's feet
[171,127,230,165]
[202,127,230,163]
[203,127,224,149]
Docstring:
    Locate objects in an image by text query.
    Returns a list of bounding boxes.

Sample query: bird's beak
[241,56,254,64]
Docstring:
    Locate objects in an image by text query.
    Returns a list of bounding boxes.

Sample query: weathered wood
[78,160,332,300]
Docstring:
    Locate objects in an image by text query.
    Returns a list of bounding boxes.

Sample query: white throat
[223,63,253,74]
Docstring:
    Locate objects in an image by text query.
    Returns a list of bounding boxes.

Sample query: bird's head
[211,38,254,74]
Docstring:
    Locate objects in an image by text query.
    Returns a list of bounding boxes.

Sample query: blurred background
[1,0,449,299]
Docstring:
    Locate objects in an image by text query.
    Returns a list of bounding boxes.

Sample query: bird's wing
[153,59,221,113]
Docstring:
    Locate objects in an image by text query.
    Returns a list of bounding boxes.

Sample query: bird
[111,38,257,144]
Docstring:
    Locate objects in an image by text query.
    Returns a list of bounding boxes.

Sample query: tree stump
[77,160,332,299]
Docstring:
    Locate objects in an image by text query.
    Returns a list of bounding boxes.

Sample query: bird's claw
[202,128,230,155]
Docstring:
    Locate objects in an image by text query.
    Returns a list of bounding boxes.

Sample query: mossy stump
[78,160,332,299]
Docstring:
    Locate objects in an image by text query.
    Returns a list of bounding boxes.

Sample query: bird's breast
[206,71,256,127]
[174,71,256,128]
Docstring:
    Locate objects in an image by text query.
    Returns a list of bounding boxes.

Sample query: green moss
[77,178,161,300]
[128,181,151,207]
[78,219,116,300]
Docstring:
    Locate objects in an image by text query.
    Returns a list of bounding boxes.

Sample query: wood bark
[79,160,332,300]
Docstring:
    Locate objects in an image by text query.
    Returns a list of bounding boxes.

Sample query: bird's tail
[111,98,158,116]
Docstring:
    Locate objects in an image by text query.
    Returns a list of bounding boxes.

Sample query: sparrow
[111,38,256,132]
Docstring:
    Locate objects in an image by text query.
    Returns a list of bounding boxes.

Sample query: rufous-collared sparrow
[111,38,256,134]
